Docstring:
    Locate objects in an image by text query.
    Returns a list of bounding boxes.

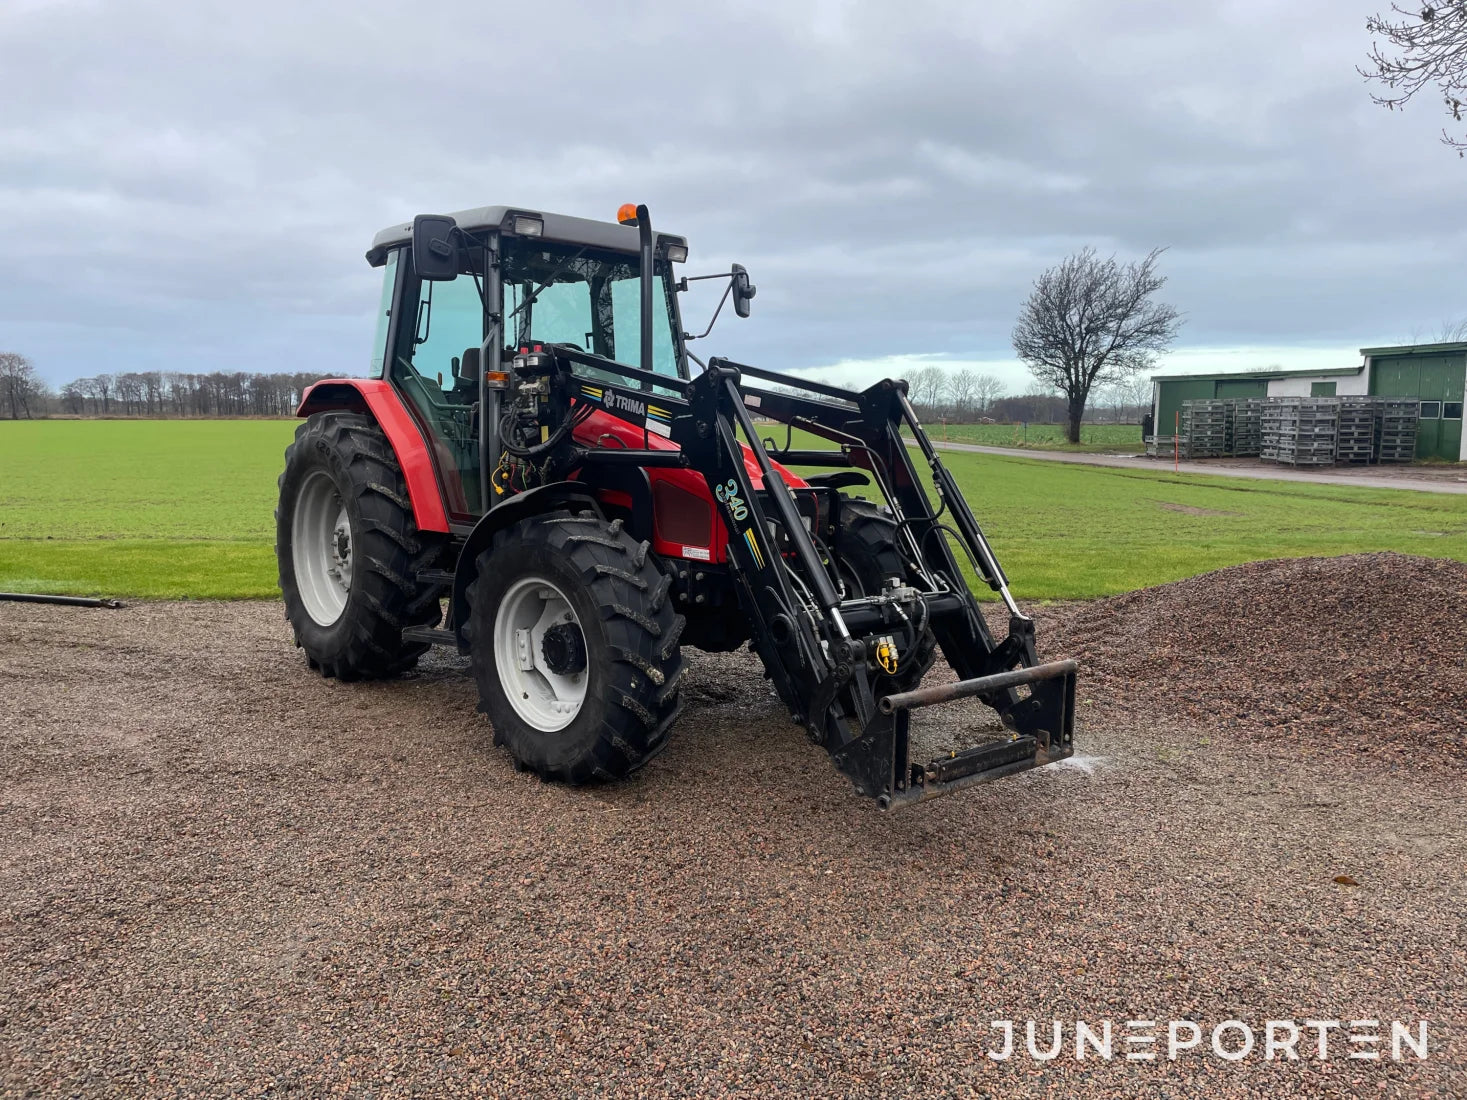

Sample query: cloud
[2,0,1464,389]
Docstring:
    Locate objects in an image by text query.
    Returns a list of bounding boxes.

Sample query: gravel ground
[1054,552,1467,765]
[1199,457,1467,486]
[3,557,1465,1097]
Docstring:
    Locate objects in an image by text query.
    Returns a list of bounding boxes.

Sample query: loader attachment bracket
[866,659,1079,809]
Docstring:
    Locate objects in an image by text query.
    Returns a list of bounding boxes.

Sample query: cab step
[402,626,458,647]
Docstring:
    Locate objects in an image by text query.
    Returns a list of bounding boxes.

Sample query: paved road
[912,440,1467,496]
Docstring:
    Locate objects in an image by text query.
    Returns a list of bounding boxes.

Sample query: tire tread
[464,510,685,785]
[275,412,443,680]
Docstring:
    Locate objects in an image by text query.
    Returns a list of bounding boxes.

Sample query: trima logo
[607,390,646,418]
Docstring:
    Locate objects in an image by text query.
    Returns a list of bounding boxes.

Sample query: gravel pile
[2,585,1464,1097]
[1051,553,1467,765]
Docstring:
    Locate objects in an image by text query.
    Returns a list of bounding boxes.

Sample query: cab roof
[366,205,687,267]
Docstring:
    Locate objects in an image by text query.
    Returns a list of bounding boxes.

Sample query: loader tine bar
[878,659,1079,715]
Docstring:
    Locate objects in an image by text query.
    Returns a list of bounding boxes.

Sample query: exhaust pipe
[636,203,654,378]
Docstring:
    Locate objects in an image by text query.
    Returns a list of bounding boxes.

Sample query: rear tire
[465,512,685,783]
[276,412,444,680]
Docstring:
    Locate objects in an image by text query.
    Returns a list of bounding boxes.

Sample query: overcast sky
[4,0,1463,395]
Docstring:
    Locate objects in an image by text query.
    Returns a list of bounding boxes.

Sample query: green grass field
[3,419,1466,601]
[0,420,293,599]
[904,421,1144,452]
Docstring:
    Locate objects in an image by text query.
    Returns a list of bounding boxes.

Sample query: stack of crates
[1180,399,1230,458]
[1262,398,1338,465]
[1229,398,1263,457]
[1376,398,1419,464]
[1333,397,1378,464]
[1148,434,1180,458]
[1260,400,1285,461]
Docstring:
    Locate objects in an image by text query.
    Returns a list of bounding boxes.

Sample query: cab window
[368,251,399,379]
[501,238,682,390]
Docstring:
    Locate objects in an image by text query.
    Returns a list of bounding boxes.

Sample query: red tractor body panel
[298,380,804,562]
[296,379,451,533]
[569,408,806,564]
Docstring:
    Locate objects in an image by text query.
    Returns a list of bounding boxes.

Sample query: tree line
[900,364,1153,425]
[0,353,341,419]
[781,366,1152,426]
[3,347,1155,427]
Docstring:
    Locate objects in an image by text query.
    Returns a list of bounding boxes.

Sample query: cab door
[388,253,489,519]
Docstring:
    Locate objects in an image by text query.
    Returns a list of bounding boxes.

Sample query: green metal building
[1149,342,1467,462]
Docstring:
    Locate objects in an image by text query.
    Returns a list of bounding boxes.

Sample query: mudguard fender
[296,379,450,534]
[449,482,603,639]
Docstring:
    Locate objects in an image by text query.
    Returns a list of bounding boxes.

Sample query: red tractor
[276,203,1076,808]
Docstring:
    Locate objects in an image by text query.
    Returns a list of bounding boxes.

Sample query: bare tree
[944,369,979,419]
[973,374,1004,416]
[0,352,41,419]
[60,380,86,415]
[1122,373,1153,424]
[1362,2,1467,154]
[116,372,143,415]
[906,365,946,412]
[1012,247,1182,443]
[1435,316,1467,340]
[140,371,163,415]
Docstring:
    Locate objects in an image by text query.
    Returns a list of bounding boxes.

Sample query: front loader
[276,202,1076,808]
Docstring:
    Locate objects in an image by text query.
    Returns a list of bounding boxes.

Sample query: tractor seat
[457,347,481,385]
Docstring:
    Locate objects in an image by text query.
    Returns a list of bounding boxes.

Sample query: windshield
[500,238,682,382]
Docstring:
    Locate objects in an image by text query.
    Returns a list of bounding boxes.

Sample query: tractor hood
[572,408,806,490]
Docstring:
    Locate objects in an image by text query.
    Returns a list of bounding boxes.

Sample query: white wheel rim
[292,469,352,626]
[493,575,588,732]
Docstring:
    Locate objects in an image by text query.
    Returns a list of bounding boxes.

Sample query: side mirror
[731,263,757,318]
[411,214,460,282]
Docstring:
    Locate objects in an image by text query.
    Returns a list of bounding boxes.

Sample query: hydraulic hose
[0,592,123,609]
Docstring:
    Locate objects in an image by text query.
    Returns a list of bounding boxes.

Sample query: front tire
[275,412,443,680]
[838,496,937,690]
[465,512,685,783]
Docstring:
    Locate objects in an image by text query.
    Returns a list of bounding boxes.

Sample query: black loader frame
[496,340,1077,809]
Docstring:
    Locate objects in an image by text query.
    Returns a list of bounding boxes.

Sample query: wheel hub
[493,578,589,733]
[292,469,353,627]
[540,622,587,676]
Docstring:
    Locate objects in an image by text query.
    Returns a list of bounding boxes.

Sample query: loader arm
[683,360,1076,806]
[516,343,1077,807]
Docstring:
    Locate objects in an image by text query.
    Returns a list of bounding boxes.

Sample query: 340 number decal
[714,479,748,522]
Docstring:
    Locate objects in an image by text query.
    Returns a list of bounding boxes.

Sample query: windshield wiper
[505,246,590,343]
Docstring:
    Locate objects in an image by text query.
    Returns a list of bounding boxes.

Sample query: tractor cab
[363,206,699,520]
